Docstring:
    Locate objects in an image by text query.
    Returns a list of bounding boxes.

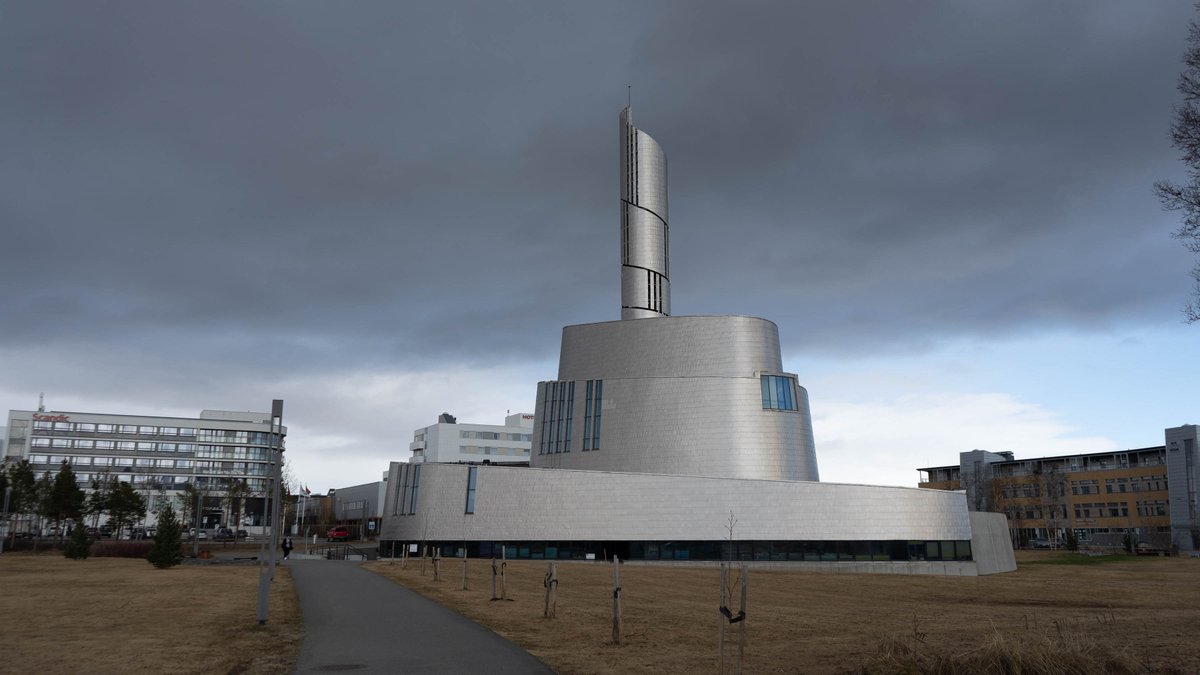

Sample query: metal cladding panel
[379,463,974,544]
[619,267,671,316]
[624,207,667,269]
[530,315,816,481]
[621,307,663,320]
[532,375,816,481]
[380,462,404,517]
[633,130,667,222]
[620,266,645,308]
[559,316,782,379]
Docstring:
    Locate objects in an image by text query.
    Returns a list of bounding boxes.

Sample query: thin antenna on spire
[627,85,631,108]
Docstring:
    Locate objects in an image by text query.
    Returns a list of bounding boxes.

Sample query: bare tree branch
[1158,17,1200,321]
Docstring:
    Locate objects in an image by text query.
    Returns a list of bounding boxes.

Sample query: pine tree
[147,503,184,569]
[8,460,36,518]
[63,522,92,560]
[1064,529,1079,552]
[107,481,146,539]
[47,461,86,535]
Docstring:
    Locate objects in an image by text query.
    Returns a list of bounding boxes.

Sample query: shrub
[63,522,92,560]
[92,540,153,558]
[1064,529,1079,551]
[855,628,1146,674]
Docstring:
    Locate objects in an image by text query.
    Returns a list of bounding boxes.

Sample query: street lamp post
[2,485,12,554]
[256,399,284,625]
[192,486,203,557]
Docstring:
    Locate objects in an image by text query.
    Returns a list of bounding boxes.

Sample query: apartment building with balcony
[918,425,1199,551]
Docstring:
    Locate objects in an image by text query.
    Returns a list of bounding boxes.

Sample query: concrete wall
[333,480,385,520]
[1166,424,1199,551]
[969,511,1017,575]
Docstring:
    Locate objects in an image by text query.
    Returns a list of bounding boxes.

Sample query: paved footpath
[288,558,557,674]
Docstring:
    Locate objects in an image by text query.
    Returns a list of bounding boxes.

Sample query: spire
[619,105,671,320]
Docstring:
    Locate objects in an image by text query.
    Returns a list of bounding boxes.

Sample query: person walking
[282,536,294,560]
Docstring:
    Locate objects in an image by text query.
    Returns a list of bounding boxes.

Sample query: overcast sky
[2,2,1198,492]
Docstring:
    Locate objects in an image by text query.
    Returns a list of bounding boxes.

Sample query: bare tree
[177,482,202,530]
[959,460,993,512]
[223,479,253,530]
[1156,17,1200,321]
[1038,465,1068,547]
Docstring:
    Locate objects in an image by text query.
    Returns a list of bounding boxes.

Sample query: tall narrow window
[592,380,603,450]
[564,381,575,452]
[408,465,420,514]
[555,381,566,453]
[465,466,478,514]
[547,382,559,454]
[397,464,410,515]
[622,208,629,264]
[540,383,553,454]
[583,380,594,451]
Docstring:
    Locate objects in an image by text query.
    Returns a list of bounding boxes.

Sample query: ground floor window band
[377,539,973,563]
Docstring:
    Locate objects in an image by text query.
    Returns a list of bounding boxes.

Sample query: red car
[326,526,351,542]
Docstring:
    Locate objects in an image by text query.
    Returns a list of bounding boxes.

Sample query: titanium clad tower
[529,105,820,482]
[620,106,670,319]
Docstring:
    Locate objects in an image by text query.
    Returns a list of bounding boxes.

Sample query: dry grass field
[365,551,1200,674]
[0,553,303,674]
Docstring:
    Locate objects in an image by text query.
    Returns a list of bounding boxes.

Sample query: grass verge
[365,553,1199,674]
[0,553,303,674]
[1019,552,1143,566]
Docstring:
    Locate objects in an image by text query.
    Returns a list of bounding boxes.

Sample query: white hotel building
[4,407,285,528]
[409,412,534,465]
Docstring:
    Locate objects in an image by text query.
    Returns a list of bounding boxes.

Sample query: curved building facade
[378,462,1016,575]
[530,315,819,481]
[376,104,1017,576]
[620,105,670,319]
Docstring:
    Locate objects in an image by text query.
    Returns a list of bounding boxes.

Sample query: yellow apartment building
[918,426,1198,551]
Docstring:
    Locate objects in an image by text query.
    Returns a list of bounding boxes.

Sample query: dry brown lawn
[365,551,1200,674]
[0,553,303,674]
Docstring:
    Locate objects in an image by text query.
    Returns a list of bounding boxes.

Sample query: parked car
[1031,538,1052,549]
[214,528,236,541]
[185,528,208,540]
[326,526,351,542]
[236,530,249,539]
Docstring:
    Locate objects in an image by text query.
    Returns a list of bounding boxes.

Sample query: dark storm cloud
[0,1,1194,380]
[637,3,1196,353]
